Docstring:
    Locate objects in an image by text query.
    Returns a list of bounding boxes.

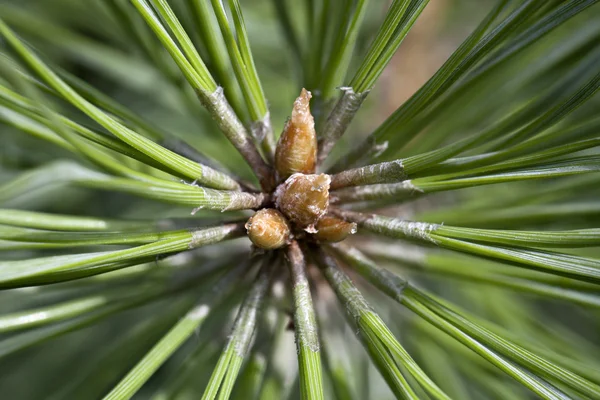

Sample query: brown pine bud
[245,208,291,250]
[275,173,330,232]
[314,217,357,242]
[274,89,317,181]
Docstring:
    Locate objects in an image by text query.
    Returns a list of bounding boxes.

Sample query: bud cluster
[245,89,357,250]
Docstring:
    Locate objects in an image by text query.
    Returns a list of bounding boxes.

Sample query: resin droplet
[274,89,317,181]
[314,217,357,243]
[275,173,330,232]
[245,208,292,250]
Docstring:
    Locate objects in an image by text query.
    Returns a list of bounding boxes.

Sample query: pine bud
[245,208,291,250]
[274,89,317,181]
[314,217,357,242]
[275,173,330,232]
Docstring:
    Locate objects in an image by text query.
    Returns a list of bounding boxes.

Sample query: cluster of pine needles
[0,0,599,399]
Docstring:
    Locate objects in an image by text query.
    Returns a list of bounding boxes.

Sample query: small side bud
[246,209,291,250]
[314,217,357,242]
[275,173,330,232]
[275,89,317,181]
